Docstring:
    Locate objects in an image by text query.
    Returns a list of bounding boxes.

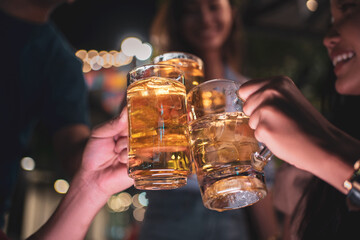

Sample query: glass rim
[187,78,240,95]
[127,63,185,85]
[128,63,183,74]
[153,51,204,70]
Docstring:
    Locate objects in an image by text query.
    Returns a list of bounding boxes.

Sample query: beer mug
[187,79,272,211]
[153,51,205,174]
[127,64,191,190]
[153,52,205,92]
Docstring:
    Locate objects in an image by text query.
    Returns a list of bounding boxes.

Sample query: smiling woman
[235,0,360,238]
[323,0,360,95]
[150,0,246,82]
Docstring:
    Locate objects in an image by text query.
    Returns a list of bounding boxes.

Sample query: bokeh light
[107,192,133,212]
[136,43,153,61]
[138,192,148,207]
[21,157,35,171]
[306,0,318,12]
[87,49,99,59]
[99,51,114,68]
[113,51,133,67]
[54,179,70,194]
[75,49,133,72]
[121,37,142,57]
[133,207,146,222]
[82,61,92,73]
[75,49,88,61]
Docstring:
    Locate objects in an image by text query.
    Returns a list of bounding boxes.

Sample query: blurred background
[5,0,334,239]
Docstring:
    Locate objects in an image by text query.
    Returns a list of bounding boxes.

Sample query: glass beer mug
[187,79,272,211]
[153,52,205,92]
[127,64,191,190]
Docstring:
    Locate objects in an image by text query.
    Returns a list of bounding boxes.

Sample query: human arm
[27,109,133,240]
[238,76,360,194]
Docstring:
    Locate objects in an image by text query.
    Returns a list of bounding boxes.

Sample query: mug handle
[251,144,272,171]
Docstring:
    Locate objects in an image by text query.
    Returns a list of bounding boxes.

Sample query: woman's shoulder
[224,65,249,85]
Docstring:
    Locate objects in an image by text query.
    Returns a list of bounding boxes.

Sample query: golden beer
[127,76,190,190]
[153,52,205,92]
[158,58,205,92]
[189,112,267,211]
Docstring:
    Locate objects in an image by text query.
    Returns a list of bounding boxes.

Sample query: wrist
[344,160,360,210]
[308,152,354,194]
[70,170,110,207]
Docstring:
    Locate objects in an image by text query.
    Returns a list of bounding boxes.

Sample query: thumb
[91,108,128,138]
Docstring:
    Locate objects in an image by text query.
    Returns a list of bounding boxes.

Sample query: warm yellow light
[203,99,212,108]
[99,51,114,68]
[117,192,132,207]
[202,92,212,98]
[54,179,69,194]
[133,207,146,221]
[87,49,98,59]
[82,61,91,73]
[132,194,142,208]
[78,47,134,72]
[306,0,318,12]
[192,81,199,86]
[213,97,223,105]
[107,195,124,212]
[107,192,133,212]
[75,49,88,61]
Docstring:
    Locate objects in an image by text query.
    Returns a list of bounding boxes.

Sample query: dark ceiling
[51,0,158,51]
[51,0,331,51]
[244,0,330,38]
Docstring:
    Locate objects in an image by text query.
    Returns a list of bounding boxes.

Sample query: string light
[135,43,153,61]
[107,192,133,212]
[121,37,142,57]
[75,37,153,72]
[75,49,133,72]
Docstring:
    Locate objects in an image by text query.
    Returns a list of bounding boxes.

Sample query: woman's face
[180,0,233,53]
[323,0,360,95]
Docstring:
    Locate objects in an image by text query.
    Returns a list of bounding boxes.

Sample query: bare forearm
[305,153,353,194]
[296,127,359,195]
[27,172,108,240]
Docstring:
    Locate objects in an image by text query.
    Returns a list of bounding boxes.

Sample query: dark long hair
[150,0,246,73]
[295,66,360,239]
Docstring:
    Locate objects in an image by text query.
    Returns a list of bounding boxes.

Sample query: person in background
[151,0,247,84]
[238,0,360,238]
[0,0,90,229]
[139,0,280,239]
[0,109,133,240]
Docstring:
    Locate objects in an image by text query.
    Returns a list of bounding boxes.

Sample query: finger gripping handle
[251,145,272,171]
